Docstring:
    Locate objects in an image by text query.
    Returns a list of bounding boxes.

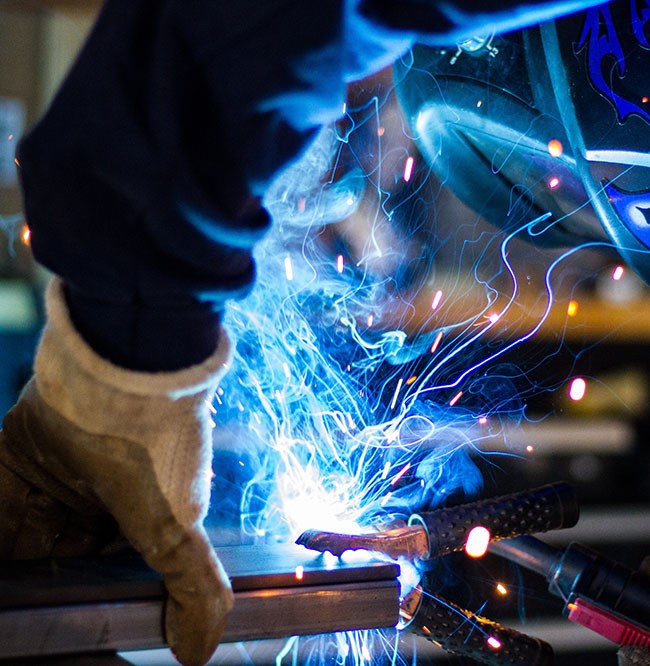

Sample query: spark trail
[217,127,486,546]
[208,113,613,663]
[0,214,27,255]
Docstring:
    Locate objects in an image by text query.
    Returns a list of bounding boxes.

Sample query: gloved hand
[617,556,650,666]
[0,279,234,666]
[618,648,650,666]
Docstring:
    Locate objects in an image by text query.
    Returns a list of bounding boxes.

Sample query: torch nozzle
[296,524,429,561]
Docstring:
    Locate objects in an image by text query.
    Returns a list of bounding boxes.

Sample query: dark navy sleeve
[16,0,611,372]
[18,0,608,311]
[18,0,347,309]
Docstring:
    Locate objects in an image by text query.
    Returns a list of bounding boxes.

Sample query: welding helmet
[394,0,650,284]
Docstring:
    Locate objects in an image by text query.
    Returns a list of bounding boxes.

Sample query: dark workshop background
[0,2,648,665]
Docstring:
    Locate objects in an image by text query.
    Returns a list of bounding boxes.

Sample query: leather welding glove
[0,278,234,666]
[618,648,650,666]
[617,557,650,666]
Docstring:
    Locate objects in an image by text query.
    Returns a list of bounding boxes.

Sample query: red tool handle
[567,597,650,647]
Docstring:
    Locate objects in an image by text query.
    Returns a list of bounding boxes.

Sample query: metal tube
[489,535,561,578]
[490,536,650,634]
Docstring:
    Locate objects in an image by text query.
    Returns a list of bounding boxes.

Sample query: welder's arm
[2,4,346,666]
[0,279,234,666]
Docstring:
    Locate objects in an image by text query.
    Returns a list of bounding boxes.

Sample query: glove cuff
[618,648,650,666]
[31,277,233,524]
[35,278,232,433]
[37,278,232,400]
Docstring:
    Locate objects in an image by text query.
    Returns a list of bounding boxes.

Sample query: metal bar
[14,656,134,666]
[0,580,399,660]
[0,544,400,660]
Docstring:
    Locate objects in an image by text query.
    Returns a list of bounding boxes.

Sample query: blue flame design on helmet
[395,0,650,284]
[605,181,650,247]
[578,2,650,124]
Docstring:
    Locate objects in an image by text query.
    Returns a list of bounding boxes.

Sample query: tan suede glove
[619,648,650,666]
[0,279,234,666]
[617,556,650,666]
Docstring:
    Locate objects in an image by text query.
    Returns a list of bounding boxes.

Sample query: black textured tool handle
[408,591,554,666]
[408,482,578,559]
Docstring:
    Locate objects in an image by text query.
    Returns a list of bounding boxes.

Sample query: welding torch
[490,536,650,647]
[298,482,579,665]
[298,482,579,561]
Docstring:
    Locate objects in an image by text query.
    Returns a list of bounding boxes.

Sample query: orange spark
[430,331,443,354]
[449,390,463,407]
[390,463,411,486]
[403,156,415,182]
[569,377,587,401]
[487,636,502,650]
[431,289,443,310]
[465,526,491,558]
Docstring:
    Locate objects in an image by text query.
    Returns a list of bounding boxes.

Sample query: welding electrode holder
[400,586,554,666]
[296,482,580,562]
[408,482,579,560]
[491,536,650,644]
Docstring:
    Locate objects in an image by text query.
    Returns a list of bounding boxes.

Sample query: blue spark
[205,100,621,662]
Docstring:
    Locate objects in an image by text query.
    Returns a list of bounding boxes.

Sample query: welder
[0,2,647,666]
